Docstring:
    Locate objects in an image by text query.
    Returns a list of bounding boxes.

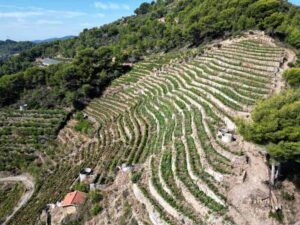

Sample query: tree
[286,27,300,48]
[237,89,300,163]
[283,68,300,88]
[23,67,47,88]
[134,3,152,15]
[247,0,281,20]
[52,64,80,90]
[261,12,285,33]
[268,142,300,162]
[91,204,102,216]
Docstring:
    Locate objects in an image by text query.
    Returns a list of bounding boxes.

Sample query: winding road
[0,175,34,225]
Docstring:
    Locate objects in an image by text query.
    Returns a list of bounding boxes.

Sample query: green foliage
[74,120,91,134]
[73,183,89,193]
[0,40,34,63]
[281,191,295,201]
[91,204,102,216]
[283,68,300,88]
[88,190,103,204]
[269,210,284,223]
[268,142,300,163]
[0,44,123,108]
[237,90,300,163]
[74,112,93,134]
[131,172,141,183]
[247,0,281,20]
[61,221,81,225]
[134,2,152,15]
[119,202,132,225]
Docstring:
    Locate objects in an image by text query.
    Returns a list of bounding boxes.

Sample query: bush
[73,183,89,193]
[283,68,300,88]
[269,210,284,223]
[88,190,103,204]
[74,120,91,134]
[74,112,84,121]
[237,89,300,163]
[131,172,141,183]
[74,111,93,134]
[281,191,295,201]
[91,204,102,216]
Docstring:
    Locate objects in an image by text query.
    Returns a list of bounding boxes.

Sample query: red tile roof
[62,191,87,206]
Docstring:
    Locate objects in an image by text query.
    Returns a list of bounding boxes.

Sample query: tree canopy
[283,68,300,89]
[237,90,300,163]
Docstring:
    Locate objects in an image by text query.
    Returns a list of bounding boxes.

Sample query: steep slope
[0,0,299,110]
[80,33,292,224]
[6,32,298,225]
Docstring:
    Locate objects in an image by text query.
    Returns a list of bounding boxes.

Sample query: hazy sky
[0,0,151,41]
[0,0,299,41]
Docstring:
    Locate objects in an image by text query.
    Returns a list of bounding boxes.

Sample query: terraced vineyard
[6,34,291,225]
[0,109,67,171]
[81,35,287,224]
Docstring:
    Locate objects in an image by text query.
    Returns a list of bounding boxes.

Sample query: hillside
[81,33,299,225]
[0,0,299,109]
[0,0,299,225]
[4,33,299,225]
[0,40,34,62]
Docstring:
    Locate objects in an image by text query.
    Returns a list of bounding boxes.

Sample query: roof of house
[62,191,87,206]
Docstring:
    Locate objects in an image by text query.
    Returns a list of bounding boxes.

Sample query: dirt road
[0,175,34,225]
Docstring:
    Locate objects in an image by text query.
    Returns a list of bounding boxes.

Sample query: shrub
[237,90,300,163]
[131,172,141,183]
[281,191,295,201]
[283,68,300,88]
[74,112,84,121]
[88,190,103,204]
[73,183,89,193]
[74,120,91,134]
[91,204,102,216]
[269,210,284,223]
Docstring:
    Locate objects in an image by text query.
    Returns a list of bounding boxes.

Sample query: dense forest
[0,0,299,110]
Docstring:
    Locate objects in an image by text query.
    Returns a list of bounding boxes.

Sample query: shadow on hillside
[278,161,300,189]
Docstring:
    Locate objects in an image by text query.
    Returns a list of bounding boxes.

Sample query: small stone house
[62,191,87,207]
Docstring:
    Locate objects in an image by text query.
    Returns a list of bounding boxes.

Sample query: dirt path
[0,175,35,225]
